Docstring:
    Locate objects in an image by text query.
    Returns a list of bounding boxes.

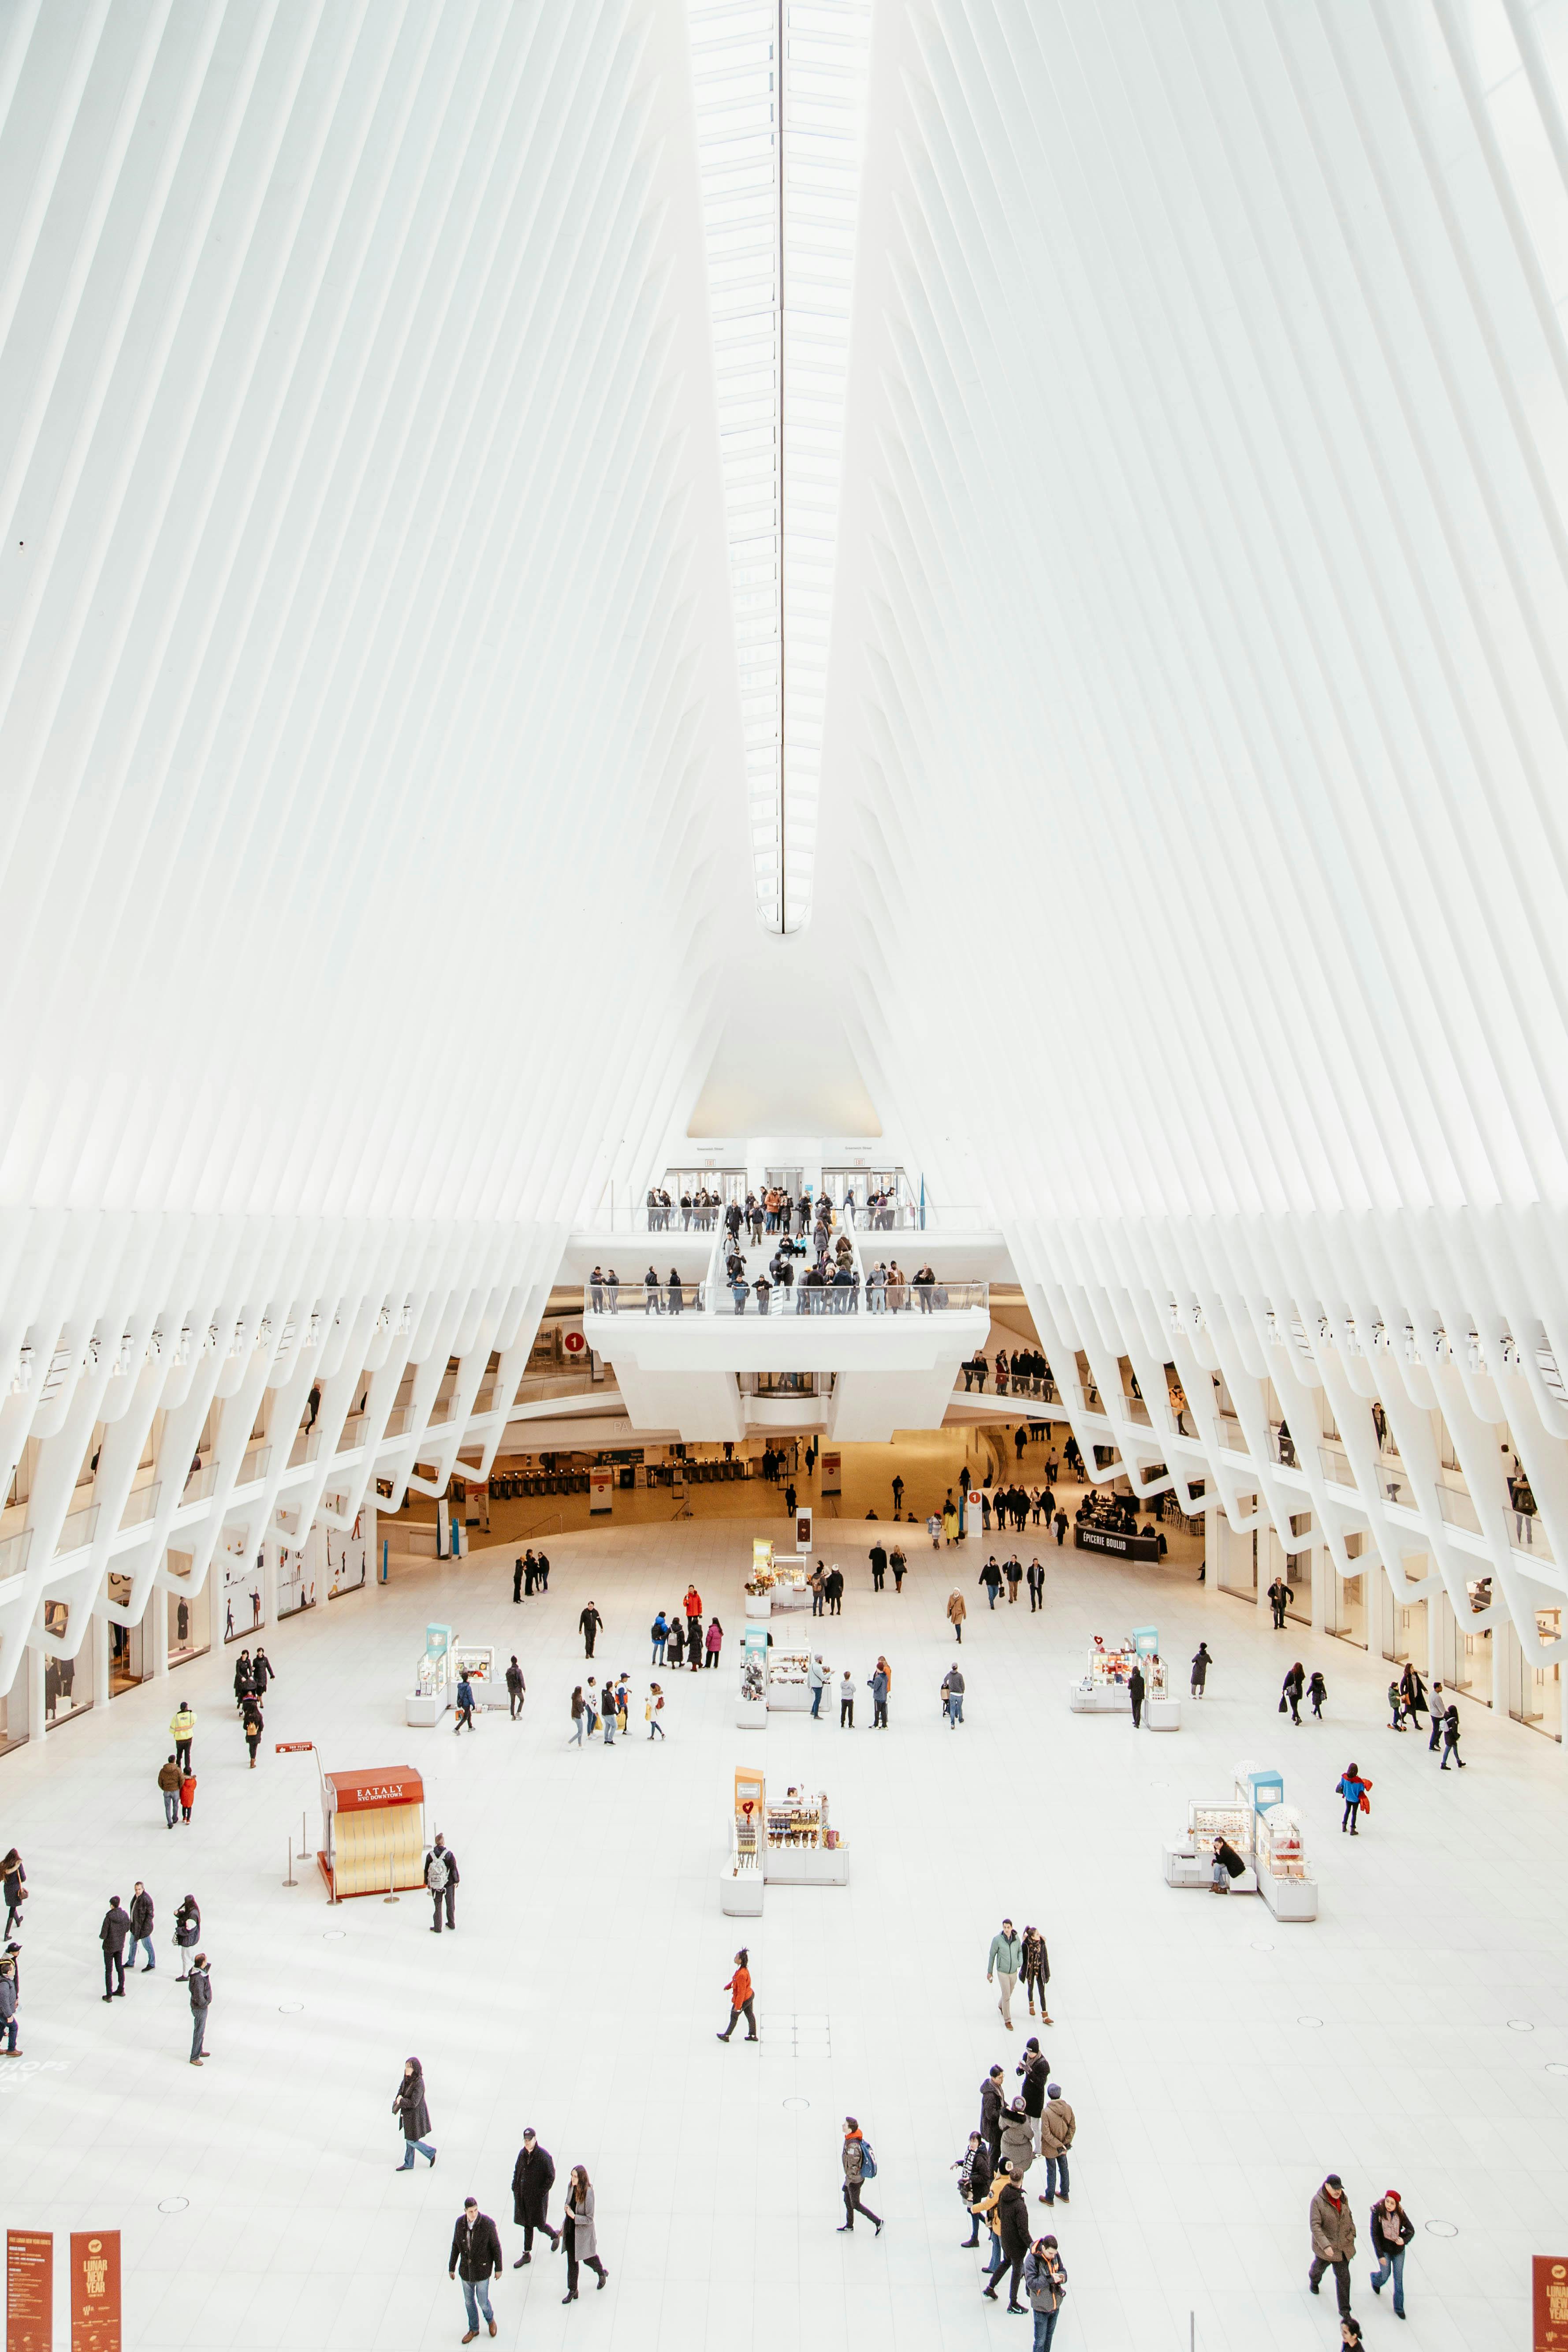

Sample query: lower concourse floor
[0,1509,1560,2351]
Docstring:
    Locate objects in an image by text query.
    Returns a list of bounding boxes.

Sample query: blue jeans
[1371,2248,1405,2314]
[811,1687,822,1716]
[132,1936,154,1969]
[1043,2151,1069,2200]
[986,2232,1002,2275]
[603,1715,615,1743]
[946,1695,963,1726]
[401,2138,435,2167]
[461,2279,495,2331]
[1032,2309,1060,2351]
[652,1639,665,1664]
[987,1587,998,1607]
[572,1716,585,1744]
[164,1792,179,1826]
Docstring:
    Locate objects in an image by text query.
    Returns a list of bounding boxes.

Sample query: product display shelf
[1162,1798,1258,1892]
[1255,1802,1318,1921]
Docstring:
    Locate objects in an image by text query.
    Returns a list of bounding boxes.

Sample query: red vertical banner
[1536,2258,1568,2350]
[69,2233,120,2352]
[6,2231,52,2352]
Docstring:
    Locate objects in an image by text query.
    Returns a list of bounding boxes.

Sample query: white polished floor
[1,1516,1562,2351]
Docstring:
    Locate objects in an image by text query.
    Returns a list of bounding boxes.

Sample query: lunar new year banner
[6,2230,51,2352]
[70,2232,119,2352]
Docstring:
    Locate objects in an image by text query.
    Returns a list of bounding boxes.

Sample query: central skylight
[688,0,872,934]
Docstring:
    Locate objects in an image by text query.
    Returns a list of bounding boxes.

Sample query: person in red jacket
[683,1586,703,1672]
[717,1948,758,2043]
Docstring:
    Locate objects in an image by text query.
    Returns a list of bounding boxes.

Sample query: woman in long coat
[393,2056,436,2169]
[560,2164,608,2300]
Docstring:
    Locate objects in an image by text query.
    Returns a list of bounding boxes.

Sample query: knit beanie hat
[1047,2084,1061,2100]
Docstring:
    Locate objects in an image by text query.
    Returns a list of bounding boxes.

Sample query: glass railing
[710,1277,989,1316]
[1436,1485,1483,1536]
[59,1503,99,1551]
[584,1282,707,1314]
[1513,1509,1553,1561]
[1318,1444,1355,1487]
[0,1530,32,1581]
[1217,1417,1249,1456]
[577,1197,993,1234]
[119,1483,161,1529]
[238,1444,271,1485]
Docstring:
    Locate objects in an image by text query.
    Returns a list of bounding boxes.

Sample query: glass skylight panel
[689,0,871,932]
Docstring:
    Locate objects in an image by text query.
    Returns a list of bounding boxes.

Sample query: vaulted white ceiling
[5,0,1568,1687]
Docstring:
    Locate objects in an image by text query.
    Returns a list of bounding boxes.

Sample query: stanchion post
[284,1836,296,1889]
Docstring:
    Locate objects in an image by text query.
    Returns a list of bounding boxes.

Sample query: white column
[26,1643,43,1747]
[91,1610,110,1710]
[1366,1554,1386,1662]
[149,1587,170,1681]
[261,1536,278,1626]
[1427,1582,1444,1687]
[1492,1615,1512,1716]
[1309,1530,1326,1633]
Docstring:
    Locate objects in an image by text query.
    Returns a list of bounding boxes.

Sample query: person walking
[942,1662,965,1726]
[1336,1763,1368,1833]
[0,1852,24,1939]
[1281,1661,1305,1726]
[1426,1680,1447,1752]
[506,1657,525,1720]
[449,2198,502,2340]
[645,1683,666,1739]
[187,1952,212,2065]
[980,1557,1002,1610]
[510,2129,559,2263]
[716,1947,758,2042]
[578,1603,602,1660]
[179,1764,197,1823]
[242,1692,264,1766]
[983,2167,1030,2308]
[1021,1924,1050,2023]
[174,1895,200,1980]
[129,1882,156,1973]
[1129,1662,1146,1729]
[704,1617,723,1670]
[837,2118,883,2234]
[1190,1642,1210,1698]
[988,1918,1022,2031]
[1026,1557,1045,1612]
[453,1671,476,1734]
[0,1949,19,2057]
[394,2055,436,2167]
[1038,2083,1074,2204]
[867,1658,889,1729]
[947,1588,966,1643]
[890,1543,907,1592]
[980,2064,1006,2172]
[100,1895,131,2001]
[1308,2173,1356,2316]
[1308,1668,1327,1719]
[560,2165,608,2299]
[870,1540,887,1591]
[839,1671,855,1727]
[1023,2236,1069,2348]
[425,1833,459,1931]
[1369,2188,1414,2316]
[170,1697,195,1772]
[956,2130,992,2246]
[1267,1576,1293,1629]
[1440,1703,1466,1768]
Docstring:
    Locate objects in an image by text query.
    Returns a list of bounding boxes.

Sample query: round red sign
[563,1331,586,1355]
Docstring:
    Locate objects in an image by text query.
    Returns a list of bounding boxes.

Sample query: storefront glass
[1384,1596,1425,1666]
[1510,1610,1561,1738]
[278,1541,315,1621]
[221,1544,262,1644]
[1216,1518,1257,1603]
[108,1573,144,1694]
[169,1576,210,1667]
[41,1599,90,1729]
[1327,1568,1365,1646]
[326,1519,369,1600]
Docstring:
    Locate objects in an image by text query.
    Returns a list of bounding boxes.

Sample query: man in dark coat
[578,1604,602,1659]
[959,2131,993,2247]
[510,2129,560,2263]
[985,2172,1032,2309]
[512,1557,524,1604]
[980,2064,1006,2172]
[449,2198,503,2339]
[129,1882,156,1972]
[100,1896,131,2000]
[187,1953,212,2063]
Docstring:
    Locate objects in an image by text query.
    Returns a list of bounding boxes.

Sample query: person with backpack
[651,1612,668,1665]
[955,2131,992,2247]
[1038,2082,1074,2204]
[983,2167,1030,2308]
[1023,2235,1069,2347]
[242,1692,264,1767]
[836,2117,882,2234]
[425,1834,459,1931]
[505,1657,525,1720]
[716,1948,758,2043]
[174,1895,200,1980]
[645,1683,666,1740]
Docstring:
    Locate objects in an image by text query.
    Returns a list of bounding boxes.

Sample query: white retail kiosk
[1161,1760,1317,1919]
[1069,1625,1180,1727]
